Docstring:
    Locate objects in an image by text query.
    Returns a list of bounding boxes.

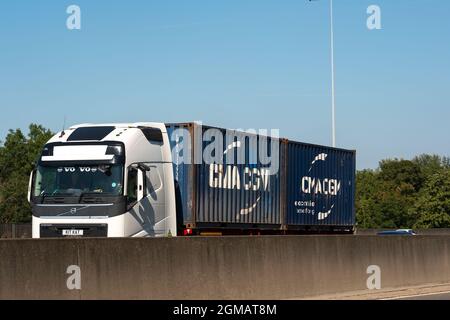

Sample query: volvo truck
[29,122,356,238]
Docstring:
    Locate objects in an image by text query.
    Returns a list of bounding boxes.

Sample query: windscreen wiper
[40,191,49,204]
[78,192,103,203]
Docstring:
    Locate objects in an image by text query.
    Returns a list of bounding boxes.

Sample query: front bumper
[32,215,126,238]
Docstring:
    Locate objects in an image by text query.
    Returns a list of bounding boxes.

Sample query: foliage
[0,124,53,223]
[411,170,450,228]
[356,155,450,229]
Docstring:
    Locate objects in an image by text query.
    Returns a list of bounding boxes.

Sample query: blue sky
[0,0,449,169]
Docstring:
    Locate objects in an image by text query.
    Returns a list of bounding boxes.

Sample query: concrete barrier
[0,224,32,239]
[1,236,450,299]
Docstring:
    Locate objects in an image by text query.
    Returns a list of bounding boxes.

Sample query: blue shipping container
[167,123,356,233]
[167,123,282,229]
[285,141,356,228]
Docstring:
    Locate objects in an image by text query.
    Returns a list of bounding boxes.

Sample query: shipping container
[167,122,355,234]
[284,141,356,232]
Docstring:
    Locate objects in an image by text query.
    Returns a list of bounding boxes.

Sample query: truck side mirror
[126,167,138,205]
[127,166,146,207]
[138,163,151,172]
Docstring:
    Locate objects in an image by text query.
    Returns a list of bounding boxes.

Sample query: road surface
[385,291,450,300]
[300,283,450,300]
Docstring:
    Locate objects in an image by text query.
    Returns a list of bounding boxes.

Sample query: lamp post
[330,0,336,148]
[308,0,336,147]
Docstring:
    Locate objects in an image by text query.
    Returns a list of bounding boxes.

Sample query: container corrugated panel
[285,141,355,227]
[168,123,282,227]
[195,125,281,226]
[166,124,195,224]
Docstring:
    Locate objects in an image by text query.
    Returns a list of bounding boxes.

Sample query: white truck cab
[29,123,177,238]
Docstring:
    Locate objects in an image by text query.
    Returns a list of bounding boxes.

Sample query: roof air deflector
[67,126,115,141]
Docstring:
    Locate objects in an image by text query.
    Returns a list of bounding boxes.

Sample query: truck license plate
[62,229,84,236]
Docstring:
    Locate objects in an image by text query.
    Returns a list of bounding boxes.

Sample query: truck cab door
[126,164,167,237]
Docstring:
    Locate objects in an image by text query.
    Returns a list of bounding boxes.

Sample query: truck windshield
[34,165,124,197]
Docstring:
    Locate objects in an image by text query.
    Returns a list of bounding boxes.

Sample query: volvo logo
[70,208,77,215]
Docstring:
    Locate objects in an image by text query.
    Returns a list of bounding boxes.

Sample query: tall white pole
[330,0,336,147]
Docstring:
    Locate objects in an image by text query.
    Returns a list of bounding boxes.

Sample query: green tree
[356,159,425,229]
[412,170,450,228]
[355,169,382,228]
[412,154,450,178]
[0,124,53,223]
[356,155,450,230]
[379,159,424,194]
